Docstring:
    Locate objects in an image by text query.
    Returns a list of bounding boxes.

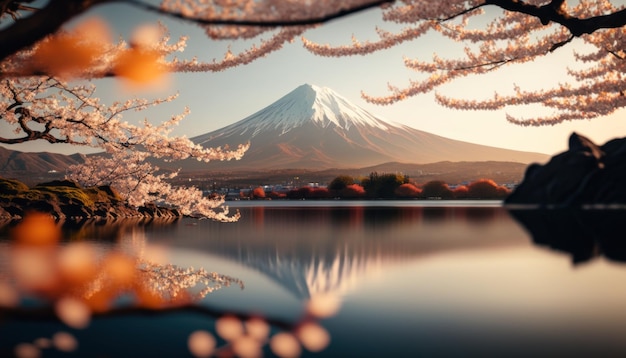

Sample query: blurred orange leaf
[11,212,60,246]
[114,48,165,84]
[28,18,110,79]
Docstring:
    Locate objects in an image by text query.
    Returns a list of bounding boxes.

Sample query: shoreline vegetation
[0,176,511,223]
[244,174,512,201]
[0,177,180,223]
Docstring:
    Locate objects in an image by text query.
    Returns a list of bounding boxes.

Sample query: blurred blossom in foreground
[4,212,340,357]
[245,317,271,342]
[270,332,302,358]
[216,315,245,341]
[0,281,19,307]
[14,343,40,358]
[297,322,331,353]
[204,293,341,358]
[13,331,78,358]
[188,330,217,357]
[52,332,79,352]
[3,212,243,356]
[306,293,342,318]
[54,296,92,329]
[11,212,60,246]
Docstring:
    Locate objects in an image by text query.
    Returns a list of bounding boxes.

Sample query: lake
[2,200,626,357]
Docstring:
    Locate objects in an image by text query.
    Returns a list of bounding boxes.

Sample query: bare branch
[607,48,625,60]
[439,3,487,22]
[549,35,574,52]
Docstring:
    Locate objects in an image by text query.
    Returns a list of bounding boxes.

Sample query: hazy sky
[5,1,626,156]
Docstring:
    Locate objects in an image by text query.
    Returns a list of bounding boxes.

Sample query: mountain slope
[0,146,84,173]
[185,84,548,171]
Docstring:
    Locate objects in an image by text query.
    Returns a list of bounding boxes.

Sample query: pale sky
[5,1,626,156]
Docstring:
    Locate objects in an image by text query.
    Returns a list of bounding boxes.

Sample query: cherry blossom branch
[549,34,575,52]
[127,0,395,26]
[487,0,626,36]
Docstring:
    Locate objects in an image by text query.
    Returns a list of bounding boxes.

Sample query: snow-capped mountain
[203,83,392,137]
[189,84,548,170]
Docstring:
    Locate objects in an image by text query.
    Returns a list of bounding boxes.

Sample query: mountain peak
[216,84,394,138]
[301,83,394,130]
[295,82,319,91]
[293,83,326,96]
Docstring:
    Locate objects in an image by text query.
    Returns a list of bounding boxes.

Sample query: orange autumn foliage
[452,185,470,199]
[466,179,511,199]
[395,183,422,198]
[252,187,266,198]
[342,184,366,198]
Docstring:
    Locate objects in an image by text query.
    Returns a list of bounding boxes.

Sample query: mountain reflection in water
[153,204,626,357]
[149,205,527,302]
[4,203,626,357]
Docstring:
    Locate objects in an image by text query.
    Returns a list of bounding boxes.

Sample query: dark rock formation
[0,178,181,222]
[138,202,181,220]
[508,208,626,264]
[505,132,626,207]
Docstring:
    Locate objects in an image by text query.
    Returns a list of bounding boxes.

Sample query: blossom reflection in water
[0,212,336,358]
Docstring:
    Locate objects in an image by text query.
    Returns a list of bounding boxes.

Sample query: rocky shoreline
[505,132,626,207]
[0,178,181,223]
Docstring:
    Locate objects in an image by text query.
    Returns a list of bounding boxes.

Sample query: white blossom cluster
[157,0,626,125]
[0,76,248,219]
[139,261,244,302]
[172,27,309,72]
[160,0,386,72]
[65,150,243,220]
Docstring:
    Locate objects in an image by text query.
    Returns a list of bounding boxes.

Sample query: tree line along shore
[231,173,511,200]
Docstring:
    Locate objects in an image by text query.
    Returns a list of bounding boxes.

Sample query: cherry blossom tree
[0,19,249,219]
[3,1,626,127]
[300,0,626,125]
[0,73,248,219]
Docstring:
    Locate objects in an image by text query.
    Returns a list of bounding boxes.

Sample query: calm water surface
[2,200,626,357]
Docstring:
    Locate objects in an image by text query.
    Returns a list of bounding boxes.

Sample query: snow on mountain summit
[189,84,549,170]
[298,83,392,130]
[216,83,393,137]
